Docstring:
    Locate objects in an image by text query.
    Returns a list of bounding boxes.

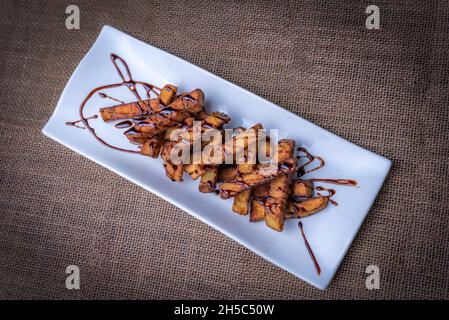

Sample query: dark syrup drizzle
[296,147,358,187]
[298,221,321,276]
[67,53,162,154]
[306,178,357,186]
[315,186,338,206]
[296,147,325,177]
[65,115,98,129]
[294,147,358,274]
[114,120,134,129]
[98,92,125,104]
[109,54,161,105]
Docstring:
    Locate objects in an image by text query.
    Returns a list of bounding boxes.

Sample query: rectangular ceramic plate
[42,26,391,290]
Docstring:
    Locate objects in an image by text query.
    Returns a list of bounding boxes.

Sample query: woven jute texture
[0,0,448,300]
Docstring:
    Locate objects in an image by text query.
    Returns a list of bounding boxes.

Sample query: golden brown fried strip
[198,167,218,193]
[292,180,314,200]
[164,125,180,140]
[124,127,149,145]
[253,183,270,198]
[236,142,256,174]
[218,162,296,198]
[140,134,164,158]
[164,162,184,182]
[99,99,153,122]
[249,184,270,222]
[204,112,231,129]
[160,141,184,181]
[160,140,176,162]
[153,110,230,186]
[232,189,252,215]
[218,165,238,182]
[184,164,206,180]
[170,89,205,112]
[264,174,291,232]
[159,84,178,106]
[133,110,191,138]
[250,201,266,222]
[218,139,296,199]
[223,124,263,163]
[165,120,242,171]
[287,197,329,218]
[133,89,205,138]
[237,163,255,174]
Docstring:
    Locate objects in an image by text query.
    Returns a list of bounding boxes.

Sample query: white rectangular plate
[43,26,391,290]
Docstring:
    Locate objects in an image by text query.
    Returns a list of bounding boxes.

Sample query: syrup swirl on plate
[294,147,358,275]
[67,54,161,154]
[298,221,321,276]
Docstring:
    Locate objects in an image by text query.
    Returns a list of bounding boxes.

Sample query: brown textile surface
[0,0,448,300]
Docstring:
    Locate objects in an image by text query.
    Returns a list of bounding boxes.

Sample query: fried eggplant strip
[203,112,231,129]
[223,124,263,163]
[237,163,254,174]
[124,127,149,145]
[99,99,154,122]
[264,174,291,232]
[218,165,238,182]
[249,184,270,222]
[218,139,296,199]
[164,125,180,140]
[285,180,330,219]
[160,140,184,181]
[140,134,164,158]
[133,89,205,138]
[236,142,257,174]
[232,189,252,215]
[287,197,329,218]
[164,162,184,182]
[99,84,179,122]
[184,164,206,180]
[291,180,314,201]
[159,84,178,106]
[198,167,218,193]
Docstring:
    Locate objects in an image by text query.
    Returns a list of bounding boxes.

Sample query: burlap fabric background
[0,0,448,300]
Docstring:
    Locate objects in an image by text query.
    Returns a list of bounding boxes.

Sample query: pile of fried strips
[99,84,331,232]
